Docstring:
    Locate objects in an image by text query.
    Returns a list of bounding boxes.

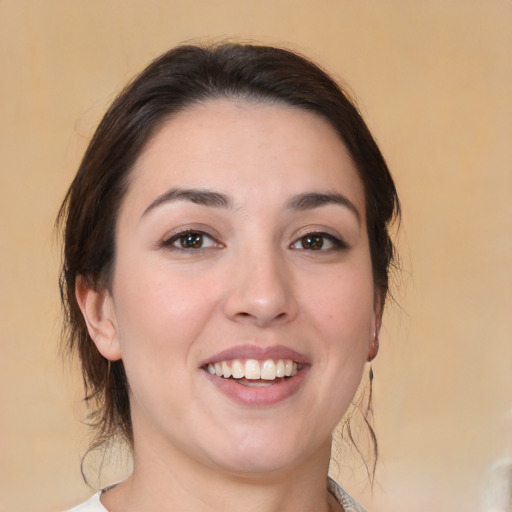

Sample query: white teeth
[206,358,302,381]
[221,361,232,378]
[276,360,285,378]
[261,359,277,380]
[231,360,244,379]
[244,359,260,380]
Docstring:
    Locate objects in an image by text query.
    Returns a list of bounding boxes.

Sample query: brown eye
[301,235,324,250]
[180,233,204,248]
[290,232,348,252]
[163,230,219,250]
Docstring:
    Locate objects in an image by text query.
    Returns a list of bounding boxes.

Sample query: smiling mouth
[205,359,303,385]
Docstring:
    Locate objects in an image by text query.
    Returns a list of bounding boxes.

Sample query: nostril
[225,284,298,326]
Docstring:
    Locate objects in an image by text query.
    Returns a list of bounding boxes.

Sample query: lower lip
[204,367,309,406]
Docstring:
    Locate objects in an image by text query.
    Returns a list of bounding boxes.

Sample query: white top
[66,478,366,512]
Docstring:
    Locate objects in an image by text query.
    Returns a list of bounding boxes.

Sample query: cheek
[111,262,218,374]
[304,264,376,338]
[109,270,221,427]
[300,263,375,393]
[295,271,373,434]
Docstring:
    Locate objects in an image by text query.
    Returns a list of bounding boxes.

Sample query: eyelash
[290,232,349,252]
[161,229,348,253]
[161,229,221,251]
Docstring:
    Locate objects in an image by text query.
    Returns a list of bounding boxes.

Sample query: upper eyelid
[290,225,347,242]
[162,225,220,242]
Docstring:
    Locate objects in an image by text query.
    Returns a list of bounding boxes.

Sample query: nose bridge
[224,237,297,326]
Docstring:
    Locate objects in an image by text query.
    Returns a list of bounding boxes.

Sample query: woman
[59,42,399,512]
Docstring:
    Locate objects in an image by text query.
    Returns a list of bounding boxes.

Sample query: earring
[367,364,374,420]
[367,331,379,362]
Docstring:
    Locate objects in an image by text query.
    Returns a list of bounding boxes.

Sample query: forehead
[124,99,365,216]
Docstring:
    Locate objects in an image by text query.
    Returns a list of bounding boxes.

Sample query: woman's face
[86,99,379,477]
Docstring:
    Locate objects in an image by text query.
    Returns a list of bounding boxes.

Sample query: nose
[223,249,298,328]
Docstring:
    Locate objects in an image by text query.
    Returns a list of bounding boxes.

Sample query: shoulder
[328,477,368,512]
[65,492,108,512]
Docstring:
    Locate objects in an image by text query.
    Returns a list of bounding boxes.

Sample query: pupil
[181,233,202,248]
[303,235,323,250]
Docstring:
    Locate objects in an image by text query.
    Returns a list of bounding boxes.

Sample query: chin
[212,452,303,479]
[204,428,328,479]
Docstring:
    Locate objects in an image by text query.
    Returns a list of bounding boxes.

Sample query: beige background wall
[1,1,510,511]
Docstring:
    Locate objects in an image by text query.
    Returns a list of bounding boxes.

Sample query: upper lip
[199,344,310,367]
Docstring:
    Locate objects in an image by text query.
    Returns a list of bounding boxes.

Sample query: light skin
[77,99,381,512]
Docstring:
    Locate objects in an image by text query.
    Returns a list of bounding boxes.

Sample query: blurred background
[1,1,510,511]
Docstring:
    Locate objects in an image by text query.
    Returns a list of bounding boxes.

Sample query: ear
[75,276,122,361]
[368,291,384,362]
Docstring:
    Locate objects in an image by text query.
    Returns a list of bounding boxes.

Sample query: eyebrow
[141,187,361,225]
[141,188,233,218]
[286,192,361,225]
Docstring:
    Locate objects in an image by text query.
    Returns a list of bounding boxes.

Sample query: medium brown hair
[57,42,400,476]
